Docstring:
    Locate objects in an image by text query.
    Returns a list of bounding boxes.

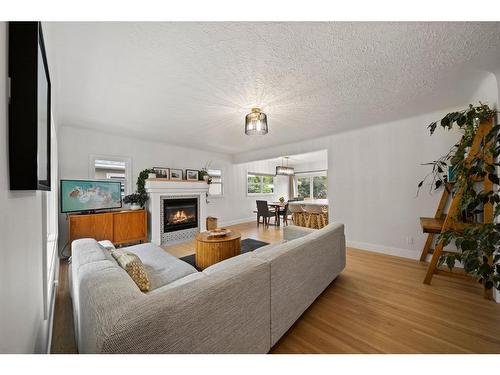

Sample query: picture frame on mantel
[186,169,199,181]
[170,169,183,180]
[153,167,170,179]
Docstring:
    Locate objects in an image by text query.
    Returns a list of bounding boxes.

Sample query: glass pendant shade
[245,108,268,135]
[276,166,295,176]
[276,156,294,176]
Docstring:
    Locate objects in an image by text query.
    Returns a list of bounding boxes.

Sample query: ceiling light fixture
[276,156,294,176]
[245,108,268,135]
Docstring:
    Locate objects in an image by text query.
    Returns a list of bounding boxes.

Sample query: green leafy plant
[198,161,212,184]
[198,169,212,184]
[123,193,148,207]
[418,103,500,292]
[124,168,155,208]
[137,168,155,195]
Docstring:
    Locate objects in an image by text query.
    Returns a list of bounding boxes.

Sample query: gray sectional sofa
[69,223,346,353]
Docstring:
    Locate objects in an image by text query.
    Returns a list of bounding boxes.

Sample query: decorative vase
[130,203,141,210]
[203,175,210,182]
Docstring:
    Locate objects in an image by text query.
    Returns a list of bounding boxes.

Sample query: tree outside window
[313,176,327,199]
[297,176,311,198]
[247,173,275,194]
[296,172,327,199]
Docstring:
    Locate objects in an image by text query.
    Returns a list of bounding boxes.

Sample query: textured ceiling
[46,22,500,155]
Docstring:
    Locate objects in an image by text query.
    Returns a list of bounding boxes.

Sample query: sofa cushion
[202,252,255,275]
[124,242,199,290]
[149,272,207,294]
[98,240,116,251]
[252,240,286,255]
[111,249,151,292]
[71,238,114,271]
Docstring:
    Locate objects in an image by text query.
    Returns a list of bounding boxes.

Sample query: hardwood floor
[50,221,500,354]
[51,252,77,354]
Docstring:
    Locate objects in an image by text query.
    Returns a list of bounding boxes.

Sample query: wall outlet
[406,236,414,245]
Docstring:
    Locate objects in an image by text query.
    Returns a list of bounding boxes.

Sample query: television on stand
[60,179,123,214]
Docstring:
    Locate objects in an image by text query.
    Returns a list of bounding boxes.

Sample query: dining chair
[255,200,276,227]
[279,203,291,226]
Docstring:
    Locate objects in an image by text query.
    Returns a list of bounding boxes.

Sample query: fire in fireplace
[163,198,198,233]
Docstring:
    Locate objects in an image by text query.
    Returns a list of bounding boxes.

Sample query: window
[296,171,327,199]
[89,155,132,198]
[313,175,328,199]
[247,173,275,195]
[208,169,223,197]
[297,176,311,198]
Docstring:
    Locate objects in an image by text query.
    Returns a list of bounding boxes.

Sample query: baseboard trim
[347,240,465,269]
[218,217,256,227]
[347,240,421,260]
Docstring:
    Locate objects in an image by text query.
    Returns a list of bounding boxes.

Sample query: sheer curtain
[289,175,298,199]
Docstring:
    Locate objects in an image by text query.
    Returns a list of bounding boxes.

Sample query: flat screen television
[60,179,123,214]
[8,22,51,190]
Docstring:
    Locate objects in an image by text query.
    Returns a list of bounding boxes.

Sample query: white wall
[0,22,57,353]
[58,126,289,243]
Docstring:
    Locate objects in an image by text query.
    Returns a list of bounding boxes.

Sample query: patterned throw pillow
[111,249,151,292]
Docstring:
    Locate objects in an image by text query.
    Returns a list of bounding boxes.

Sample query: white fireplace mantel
[145,179,209,245]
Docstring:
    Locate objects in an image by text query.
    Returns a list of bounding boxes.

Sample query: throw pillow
[111,249,151,292]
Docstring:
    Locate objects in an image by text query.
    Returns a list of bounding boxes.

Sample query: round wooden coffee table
[195,230,241,270]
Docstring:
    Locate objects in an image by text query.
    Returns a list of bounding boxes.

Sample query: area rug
[180,238,269,270]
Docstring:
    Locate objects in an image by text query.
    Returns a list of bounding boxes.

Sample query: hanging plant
[137,168,155,195]
[418,103,500,292]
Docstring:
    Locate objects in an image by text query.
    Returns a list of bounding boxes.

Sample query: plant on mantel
[124,168,154,208]
[198,160,212,184]
[417,103,500,292]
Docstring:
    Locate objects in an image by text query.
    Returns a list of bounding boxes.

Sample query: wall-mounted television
[8,21,51,190]
[60,180,123,214]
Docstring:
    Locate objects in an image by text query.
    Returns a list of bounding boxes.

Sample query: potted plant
[124,193,148,210]
[199,161,212,184]
[418,103,500,295]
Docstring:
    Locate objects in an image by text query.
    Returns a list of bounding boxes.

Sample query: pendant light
[245,108,268,135]
[276,156,294,176]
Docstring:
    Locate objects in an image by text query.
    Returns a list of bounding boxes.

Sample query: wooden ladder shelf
[419,119,494,289]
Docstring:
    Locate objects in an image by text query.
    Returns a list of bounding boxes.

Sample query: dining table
[267,202,286,226]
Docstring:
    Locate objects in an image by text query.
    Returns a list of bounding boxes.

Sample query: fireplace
[163,198,198,233]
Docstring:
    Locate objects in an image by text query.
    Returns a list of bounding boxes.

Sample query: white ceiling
[46,22,500,155]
